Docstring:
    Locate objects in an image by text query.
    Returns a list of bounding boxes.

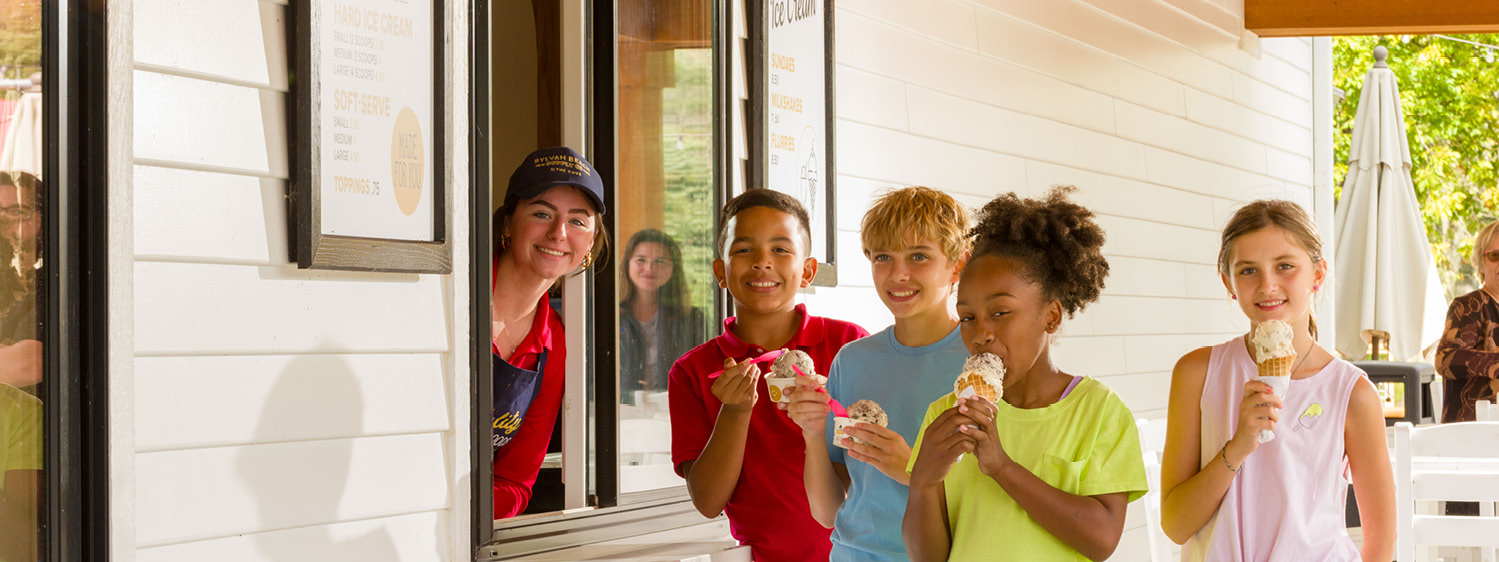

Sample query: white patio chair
[1479,400,1498,422]
[1394,421,1499,562]
[1479,401,1498,562]
[1135,417,1172,562]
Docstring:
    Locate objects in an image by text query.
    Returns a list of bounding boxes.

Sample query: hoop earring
[500,235,511,250]
[580,252,593,270]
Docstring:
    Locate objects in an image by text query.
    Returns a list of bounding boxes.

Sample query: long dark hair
[620,228,691,315]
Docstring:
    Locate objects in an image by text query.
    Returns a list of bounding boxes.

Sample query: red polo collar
[713,304,823,358]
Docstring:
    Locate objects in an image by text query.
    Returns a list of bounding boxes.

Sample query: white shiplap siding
[812,1,1316,560]
[124,0,468,560]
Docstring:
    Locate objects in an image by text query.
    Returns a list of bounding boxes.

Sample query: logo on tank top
[1292,403,1324,431]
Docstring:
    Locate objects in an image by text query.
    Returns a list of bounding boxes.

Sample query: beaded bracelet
[1220,444,1242,473]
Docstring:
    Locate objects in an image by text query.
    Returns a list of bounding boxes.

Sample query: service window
[612,0,722,497]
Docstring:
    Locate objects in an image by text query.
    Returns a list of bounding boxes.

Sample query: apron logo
[493,410,524,434]
[1293,403,1324,431]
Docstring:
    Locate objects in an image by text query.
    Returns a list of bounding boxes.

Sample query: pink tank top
[1186,336,1366,562]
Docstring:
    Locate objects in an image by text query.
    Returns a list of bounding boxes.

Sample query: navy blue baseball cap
[507,146,608,214]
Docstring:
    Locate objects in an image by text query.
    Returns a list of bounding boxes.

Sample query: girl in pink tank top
[1159,201,1395,561]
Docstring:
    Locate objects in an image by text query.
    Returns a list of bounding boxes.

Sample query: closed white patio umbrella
[1332,46,1447,362]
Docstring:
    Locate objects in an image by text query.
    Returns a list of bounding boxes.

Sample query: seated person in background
[0,171,41,390]
[1435,219,1499,423]
[0,382,40,561]
[619,228,705,405]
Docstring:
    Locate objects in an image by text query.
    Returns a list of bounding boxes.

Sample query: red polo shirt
[492,294,565,518]
[668,304,867,562]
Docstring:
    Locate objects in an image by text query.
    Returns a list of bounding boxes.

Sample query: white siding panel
[1026,161,1218,230]
[1104,256,1189,299]
[137,511,447,562]
[1123,333,1235,374]
[135,353,449,452]
[974,10,1187,118]
[844,14,1118,134]
[1142,147,1291,201]
[133,165,288,265]
[832,229,872,288]
[799,285,893,335]
[1185,263,1228,299]
[1098,370,1172,412]
[1264,146,1314,185]
[135,433,449,547]
[134,0,287,90]
[840,0,980,50]
[1232,72,1313,126]
[133,261,449,355]
[835,66,910,132]
[1261,36,1314,71]
[836,120,1028,192]
[1053,336,1128,377]
[904,87,1148,180]
[134,70,289,177]
[1095,215,1219,264]
[1088,295,1245,336]
[971,0,1235,98]
[1114,101,1268,174]
[1183,88,1311,154]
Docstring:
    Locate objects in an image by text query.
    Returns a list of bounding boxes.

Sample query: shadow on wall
[235,355,398,558]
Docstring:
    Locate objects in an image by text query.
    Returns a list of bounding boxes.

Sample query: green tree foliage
[0,1,42,74]
[1333,35,1499,298]
[660,49,719,317]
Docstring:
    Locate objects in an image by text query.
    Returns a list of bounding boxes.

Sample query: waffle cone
[956,372,1001,402]
[1257,354,1295,378]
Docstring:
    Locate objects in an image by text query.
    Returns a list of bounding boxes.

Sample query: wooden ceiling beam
[1247,0,1499,37]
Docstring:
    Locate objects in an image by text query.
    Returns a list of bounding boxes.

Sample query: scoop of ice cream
[770,349,816,379]
[847,399,888,427]
[954,353,1006,402]
[1251,319,1296,362]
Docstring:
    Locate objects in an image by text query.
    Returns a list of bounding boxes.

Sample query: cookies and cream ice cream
[835,399,888,449]
[954,353,1006,403]
[766,349,823,403]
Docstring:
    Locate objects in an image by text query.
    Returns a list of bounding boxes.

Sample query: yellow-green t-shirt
[907,377,1148,562]
[1,383,41,486]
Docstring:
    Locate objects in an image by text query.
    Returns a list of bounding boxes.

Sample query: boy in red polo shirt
[669,189,867,561]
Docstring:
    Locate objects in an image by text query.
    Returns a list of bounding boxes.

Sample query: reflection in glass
[0,1,44,558]
[619,229,706,404]
[616,2,716,493]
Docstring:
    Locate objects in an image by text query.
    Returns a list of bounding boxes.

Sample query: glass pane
[0,0,44,558]
[616,3,717,494]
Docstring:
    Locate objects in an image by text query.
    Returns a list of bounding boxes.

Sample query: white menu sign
[765,0,828,259]
[318,0,434,241]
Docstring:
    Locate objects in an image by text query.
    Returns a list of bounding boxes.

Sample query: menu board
[317,0,434,241]
[764,0,831,263]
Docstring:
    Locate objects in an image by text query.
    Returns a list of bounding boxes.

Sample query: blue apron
[493,348,547,450]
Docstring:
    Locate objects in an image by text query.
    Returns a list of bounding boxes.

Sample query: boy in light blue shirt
[787,186,971,562]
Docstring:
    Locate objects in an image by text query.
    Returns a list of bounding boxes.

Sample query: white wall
[811,1,1318,560]
[118,0,473,560]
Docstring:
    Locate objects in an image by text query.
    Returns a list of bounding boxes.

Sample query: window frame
[478,0,737,556]
[42,0,112,560]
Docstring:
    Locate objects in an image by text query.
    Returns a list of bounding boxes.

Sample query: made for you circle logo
[390,106,425,216]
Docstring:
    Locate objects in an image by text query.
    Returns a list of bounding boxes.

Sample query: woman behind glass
[618,228,705,406]
[1435,219,1499,423]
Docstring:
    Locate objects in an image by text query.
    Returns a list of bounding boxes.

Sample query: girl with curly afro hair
[904,187,1148,562]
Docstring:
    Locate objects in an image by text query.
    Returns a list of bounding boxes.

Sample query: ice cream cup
[1253,375,1291,443]
[833,416,856,449]
[766,376,796,403]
